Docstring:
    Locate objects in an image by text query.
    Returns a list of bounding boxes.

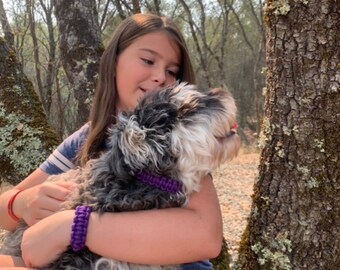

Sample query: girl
[0,13,222,270]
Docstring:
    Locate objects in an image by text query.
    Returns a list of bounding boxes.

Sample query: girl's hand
[21,210,74,268]
[14,181,76,226]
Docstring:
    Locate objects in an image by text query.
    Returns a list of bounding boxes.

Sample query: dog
[1,82,241,270]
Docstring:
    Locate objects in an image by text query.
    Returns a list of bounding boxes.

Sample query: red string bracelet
[7,189,23,222]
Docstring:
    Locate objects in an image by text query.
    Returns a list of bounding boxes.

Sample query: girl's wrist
[55,210,76,249]
[70,206,92,252]
[8,189,24,222]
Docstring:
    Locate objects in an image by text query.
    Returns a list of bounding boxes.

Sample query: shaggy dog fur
[1,83,241,270]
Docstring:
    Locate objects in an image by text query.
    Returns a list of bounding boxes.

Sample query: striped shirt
[39,123,89,175]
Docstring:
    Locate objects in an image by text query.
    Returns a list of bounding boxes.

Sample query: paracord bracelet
[70,205,92,252]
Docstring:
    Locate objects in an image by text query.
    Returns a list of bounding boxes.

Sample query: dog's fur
[1,83,241,270]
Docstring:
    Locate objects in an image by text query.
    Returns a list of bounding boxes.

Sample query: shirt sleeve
[39,123,89,175]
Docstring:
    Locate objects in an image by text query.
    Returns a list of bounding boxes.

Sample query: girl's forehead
[130,31,181,63]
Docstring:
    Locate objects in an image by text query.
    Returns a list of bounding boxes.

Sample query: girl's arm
[87,175,222,264]
[0,268,35,270]
[0,255,26,267]
[0,124,89,231]
[0,168,75,230]
[0,169,49,230]
[21,175,222,267]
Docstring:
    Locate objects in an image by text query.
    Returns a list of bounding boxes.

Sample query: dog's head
[109,82,241,194]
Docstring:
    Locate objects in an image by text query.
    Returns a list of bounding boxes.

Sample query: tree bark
[178,0,212,87]
[54,0,104,128]
[237,0,339,269]
[26,0,44,111]
[39,0,57,117]
[0,0,14,47]
[131,0,141,14]
[0,37,60,185]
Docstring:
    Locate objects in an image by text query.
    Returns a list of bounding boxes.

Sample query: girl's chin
[117,92,145,112]
[136,89,147,99]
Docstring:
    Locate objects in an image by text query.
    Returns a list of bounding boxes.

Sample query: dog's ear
[116,101,178,171]
[115,113,150,170]
[135,101,178,131]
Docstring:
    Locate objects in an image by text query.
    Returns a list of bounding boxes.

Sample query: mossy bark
[211,237,231,270]
[237,0,339,269]
[0,37,60,185]
[54,0,104,129]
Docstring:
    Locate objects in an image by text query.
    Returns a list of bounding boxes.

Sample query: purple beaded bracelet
[70,205,91,252]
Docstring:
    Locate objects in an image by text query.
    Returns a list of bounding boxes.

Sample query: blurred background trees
[0,0,265,143]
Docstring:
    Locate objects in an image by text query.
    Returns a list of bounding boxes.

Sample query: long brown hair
[78,13,196,166]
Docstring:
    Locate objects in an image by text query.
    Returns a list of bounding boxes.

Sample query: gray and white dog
[1,82,241,270]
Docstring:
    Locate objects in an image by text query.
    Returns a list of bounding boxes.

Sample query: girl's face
[115,31,181,112]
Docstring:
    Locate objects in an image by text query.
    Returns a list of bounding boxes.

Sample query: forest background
[0,0,265,144]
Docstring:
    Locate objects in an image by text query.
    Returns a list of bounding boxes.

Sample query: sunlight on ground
[213,146,260,263]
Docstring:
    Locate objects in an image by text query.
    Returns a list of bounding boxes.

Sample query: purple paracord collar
[136,171,182,194]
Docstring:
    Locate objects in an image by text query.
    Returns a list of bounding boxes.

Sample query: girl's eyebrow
[139,48,180,67]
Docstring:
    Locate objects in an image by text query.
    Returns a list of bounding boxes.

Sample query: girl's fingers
[54,181,78,190]
[20,182,77,225]
[40,182,77,201]
[39,200,63,216]
[24,199,62,225]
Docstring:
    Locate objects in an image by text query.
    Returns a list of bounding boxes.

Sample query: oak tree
[237,0,339,269]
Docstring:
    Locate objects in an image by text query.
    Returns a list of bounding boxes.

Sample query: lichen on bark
[237,0,339,269]
[0,37,60,185]
[54,0,104,128]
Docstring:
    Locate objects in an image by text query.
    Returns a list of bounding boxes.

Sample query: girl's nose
[152,69,167,87]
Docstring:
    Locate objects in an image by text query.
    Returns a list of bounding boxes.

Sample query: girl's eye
[141,58,154,65]
[167,69,178,78]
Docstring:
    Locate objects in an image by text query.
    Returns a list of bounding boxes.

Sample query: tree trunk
[131,0,141,14]
[178,0,212,87]
[39,0,57,117]
[26,0,45,112]
[237,0,339,269]
[54,0,104,128]
[0,0,14,47]
[0,37,60,185]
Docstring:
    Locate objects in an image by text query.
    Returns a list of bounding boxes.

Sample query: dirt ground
[0,148,260,265]
[212,149,259,263]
